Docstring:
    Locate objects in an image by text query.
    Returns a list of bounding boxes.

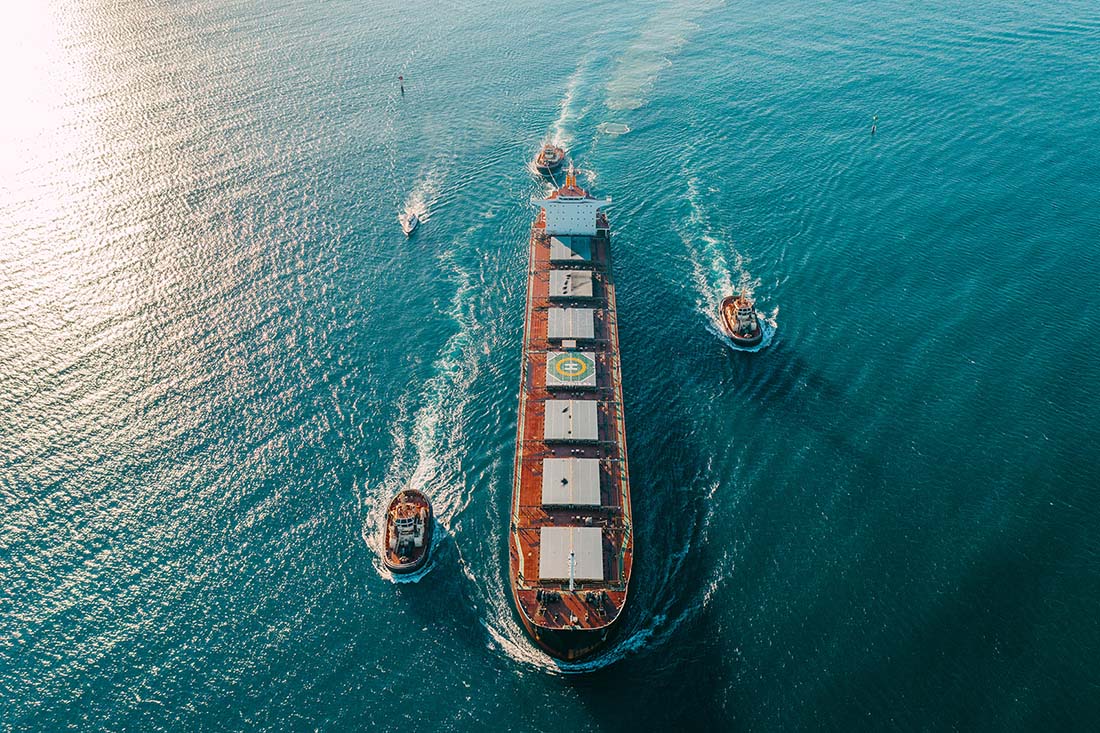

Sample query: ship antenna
[568,550,575,592]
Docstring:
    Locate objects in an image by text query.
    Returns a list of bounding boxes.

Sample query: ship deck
[510,214,633,643]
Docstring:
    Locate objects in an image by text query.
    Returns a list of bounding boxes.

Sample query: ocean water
[3,0,1100,729]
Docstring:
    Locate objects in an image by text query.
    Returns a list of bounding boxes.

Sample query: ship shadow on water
[476,400,730,680]
[563,602,736,729]
[366,520,485,646]
[547,290,895,722]
[714,324,887,475]
[525,309,748,698]
[551,407,741,725]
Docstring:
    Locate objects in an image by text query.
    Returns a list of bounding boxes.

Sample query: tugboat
[382,489,433,573]
[720,292,763,347]
[400,212,420,236]
[534,144,566,174]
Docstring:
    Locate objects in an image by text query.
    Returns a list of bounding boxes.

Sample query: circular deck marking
[549,353,594,381]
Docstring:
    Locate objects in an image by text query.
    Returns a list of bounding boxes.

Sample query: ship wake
[678,174,778,348]
[604,0,723,112]
[362,226,487,583]
[548,55,592,151]
[398,159,449,226]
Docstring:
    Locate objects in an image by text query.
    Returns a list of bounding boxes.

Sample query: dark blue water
[3,0,1100,729]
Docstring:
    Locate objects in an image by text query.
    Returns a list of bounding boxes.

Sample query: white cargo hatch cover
[543,399,599,443]
[538,526,604,581]
[541,458,601,506]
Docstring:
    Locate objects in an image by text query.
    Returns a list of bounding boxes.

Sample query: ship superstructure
[509,165,633,661]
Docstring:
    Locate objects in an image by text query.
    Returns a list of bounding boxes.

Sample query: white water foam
[548,56,590,150]
[605,0,724,111]
[399,160,448,225]
[709,317,778,353]
[677,174,778,349]
[528,57,594,183]
[597,122,631,137]
[363,223,489,583]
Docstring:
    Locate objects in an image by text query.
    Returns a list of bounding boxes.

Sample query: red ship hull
[509,184,632,662]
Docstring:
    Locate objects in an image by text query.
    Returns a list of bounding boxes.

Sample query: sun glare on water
[0,5,88,186]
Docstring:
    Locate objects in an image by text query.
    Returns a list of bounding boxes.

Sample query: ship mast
[564,162,577,189]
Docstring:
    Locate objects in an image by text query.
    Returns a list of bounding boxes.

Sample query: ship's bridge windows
[548,308,595,341]
[541,458,601,506]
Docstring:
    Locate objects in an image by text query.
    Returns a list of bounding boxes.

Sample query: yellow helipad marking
[550,353,593,380]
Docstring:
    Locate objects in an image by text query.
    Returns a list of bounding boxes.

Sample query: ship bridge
[532,166,610,237]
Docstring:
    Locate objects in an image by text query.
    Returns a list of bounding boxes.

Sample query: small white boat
[401,212,420,236]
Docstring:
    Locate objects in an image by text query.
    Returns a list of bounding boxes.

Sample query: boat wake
[362,225,487,582]
[676,174,778,348]
[399,162,447,226]
[604,0,723,111]
[548,55,591,151]
[530,55,596,185]
[711,317,778,353]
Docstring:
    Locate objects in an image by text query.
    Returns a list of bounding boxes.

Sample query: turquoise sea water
[3,0,1100,729]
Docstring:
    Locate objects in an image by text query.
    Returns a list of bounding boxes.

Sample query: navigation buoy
[871,115,878,135]
[399,74,405,97]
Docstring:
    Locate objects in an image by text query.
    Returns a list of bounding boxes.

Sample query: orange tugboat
[509,164,633,661]
[534,143,566,174]
[382,489,433,573]
[720,293,763,347]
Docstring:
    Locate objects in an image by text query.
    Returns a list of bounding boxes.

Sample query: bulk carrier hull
[509,168,633,662]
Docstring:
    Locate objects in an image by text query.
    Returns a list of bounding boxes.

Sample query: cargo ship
[509,164,633,661]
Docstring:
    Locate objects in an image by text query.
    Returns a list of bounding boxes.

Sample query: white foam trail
[527,54,593,181]
[605,0,724,111]
[363,223,489,583]
[549,57,590,150]
[677,174,778,348]
[400,161,447,223]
